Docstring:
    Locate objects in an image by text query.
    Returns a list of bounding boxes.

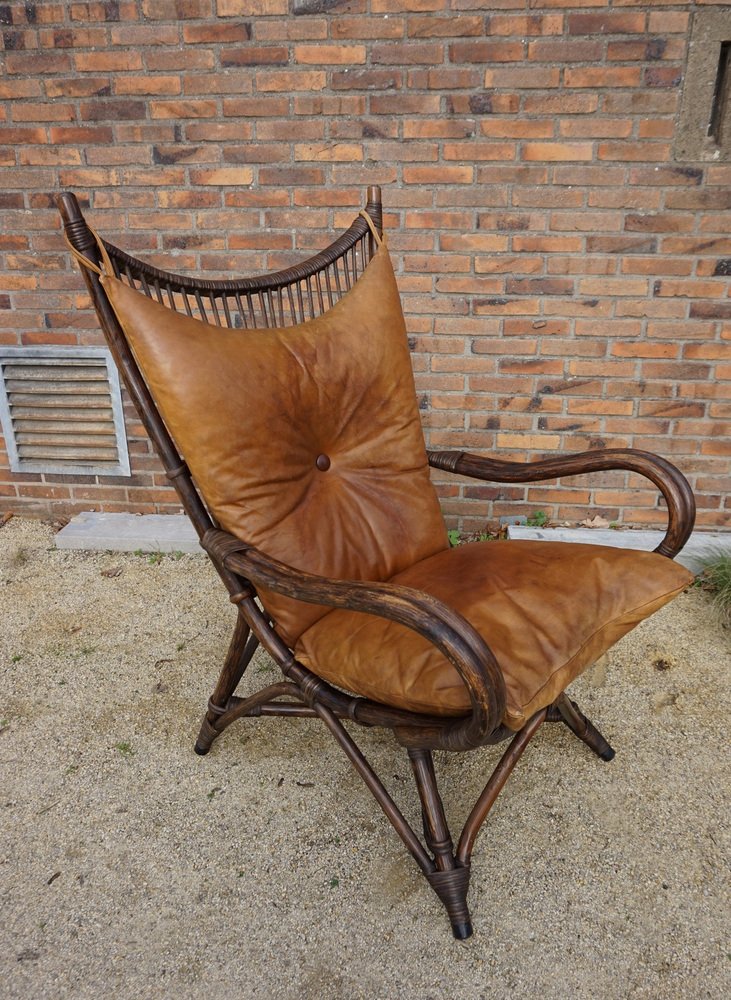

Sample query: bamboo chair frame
[56,187,696,939]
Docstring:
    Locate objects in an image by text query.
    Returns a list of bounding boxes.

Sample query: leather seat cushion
[100,240,448,646]
[295,540,693,730]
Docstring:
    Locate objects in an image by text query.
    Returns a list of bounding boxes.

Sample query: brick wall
[1,0,730,531]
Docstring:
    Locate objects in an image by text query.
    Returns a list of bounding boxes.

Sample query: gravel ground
[1,517,729,1000]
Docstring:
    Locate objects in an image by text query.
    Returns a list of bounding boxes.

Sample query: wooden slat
[11,396,114,421]
[11,406,113,421]
[5,379,109,399]
[19,445,119,461]
[17,432,115,447]
[3,362,106,378]
[14,420,115,435]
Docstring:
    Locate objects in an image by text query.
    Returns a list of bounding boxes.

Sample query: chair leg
[553,692,616,762]
[456,709,548,868]
[194,612,259,755]
[408,749,472,939]
[287,700,548,938]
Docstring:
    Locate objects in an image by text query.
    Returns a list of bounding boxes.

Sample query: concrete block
[507,525,731,575]
[55,511,200,553]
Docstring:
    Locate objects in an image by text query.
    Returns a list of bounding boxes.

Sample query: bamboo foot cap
[451,920,473,940]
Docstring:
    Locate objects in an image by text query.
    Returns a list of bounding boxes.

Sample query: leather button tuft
[316,453,331,471]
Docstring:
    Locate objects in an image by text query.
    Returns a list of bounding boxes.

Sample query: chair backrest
[101,205,382,332]
[57,189,449,643]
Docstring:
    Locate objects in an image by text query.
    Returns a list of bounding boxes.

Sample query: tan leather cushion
[295,540,693,729]
[100,241,448,645]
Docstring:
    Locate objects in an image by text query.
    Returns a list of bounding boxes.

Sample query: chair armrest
[428,448,695,559]
[202,528,507,748]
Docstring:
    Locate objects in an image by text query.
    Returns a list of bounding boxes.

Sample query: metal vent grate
[0,347,130,477]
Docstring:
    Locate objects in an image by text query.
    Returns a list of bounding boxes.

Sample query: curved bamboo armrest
[428,448,696,559]
[202,528,507,749]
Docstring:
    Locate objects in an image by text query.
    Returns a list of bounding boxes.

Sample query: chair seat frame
[56,187,695,939]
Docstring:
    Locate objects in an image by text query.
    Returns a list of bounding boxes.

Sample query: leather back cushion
[101,241,448,645]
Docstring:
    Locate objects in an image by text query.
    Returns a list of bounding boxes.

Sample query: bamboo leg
[409,749,473,940]
[313,707,549,938]
[554,693,616,762]
[194,612,260,755]
[312,701,435,875]
[457,709,547,866]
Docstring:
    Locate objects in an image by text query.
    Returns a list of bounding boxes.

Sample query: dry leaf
[580,515,611,529]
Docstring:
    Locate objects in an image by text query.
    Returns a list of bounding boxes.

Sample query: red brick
[408,16,482,38]
[612,343,679,358]
[74,51,144,72]
[223,97,289,117]
[255,19,328,41]
[12,103,75,122]
[608,39,684,62]
[78,99,147,121]
[217,0,284,14]
[477,256,544,275]
[444,142,515,162]
[403,121,473,139]
[485,67,560,89]
[684,343,731,361]
[182,23,251,43]
[150,100,217,119]
[0,80,42,99]
[256,70,326,92]
[488,14,563,36]
[110,24,179,46]
[332,17,403,40]
[0,126,46,143]
[648,11,688,33]
[506,277,574,296]
[371,42,443,65]
[19,147,83,166]
[295,95,366,115]
[143,50,215,71]
[259,167,325,186]
[404,165,474,185]
[567,12,645,35]
[449,94,520,116]
[5,51,71,74]
[47,78,113,99]
[513,187,582,208]
[560,119,633,139]
[527,40,603,62]
[481,120,553,139]
[523,143,593,162]
[221,46,288,66]
[410,68,482,90]
[189,167,254,185]
[115,76,182,96]
[523,94,598,114]
[295,44,366,64]
[294,143,362,162]
[258,121,324,141]
[449,40,524,63]
[565,67,642,88]
[512,236,584,253]
[331,69,402,91]
[496,433,561,451]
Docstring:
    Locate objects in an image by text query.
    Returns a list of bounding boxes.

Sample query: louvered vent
[0,347,130,477]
